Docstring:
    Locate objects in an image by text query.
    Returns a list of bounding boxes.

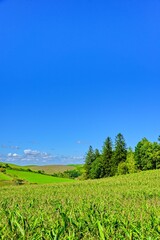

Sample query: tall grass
[0,170,160,239]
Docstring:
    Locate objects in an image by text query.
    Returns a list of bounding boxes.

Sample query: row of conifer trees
[84,133,160,179]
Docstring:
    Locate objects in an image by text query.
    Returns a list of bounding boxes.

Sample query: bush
[0,167,6,173]
[118,162,129,175]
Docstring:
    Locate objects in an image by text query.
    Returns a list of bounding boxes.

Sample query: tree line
[84,133,160,179]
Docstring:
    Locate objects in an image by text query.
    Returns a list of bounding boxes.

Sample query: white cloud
[24,149,40,156]
[13,153,19,157]
[7,153,20,158]
[3,148,85,166]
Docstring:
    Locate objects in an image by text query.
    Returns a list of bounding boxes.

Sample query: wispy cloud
[24,149,40,156]
[1,145,20,150]
[76,140,89,145]
[8,153,20,157]
[10,146,20,150]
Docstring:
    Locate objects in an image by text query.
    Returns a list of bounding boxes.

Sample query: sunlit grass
[6,169,74,184]
[0,169,160,239]
[0,172,13,181]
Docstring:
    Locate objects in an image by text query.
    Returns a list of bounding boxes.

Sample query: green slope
[0,172,13,181]
[0,162,28,170]
[6,169,74,184]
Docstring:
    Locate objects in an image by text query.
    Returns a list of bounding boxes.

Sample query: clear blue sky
[0,0,160,165]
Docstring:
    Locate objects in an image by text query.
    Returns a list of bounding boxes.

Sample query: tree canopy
[84,134,160,179]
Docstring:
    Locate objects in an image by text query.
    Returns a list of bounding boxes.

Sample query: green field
[0,169,160,239]
[0,172,13,181]
[0,172,14,187]
[6,169,74,184]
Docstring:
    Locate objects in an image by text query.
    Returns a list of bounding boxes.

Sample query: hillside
[0,169,160,239]
[0,162,28,170]
[6,169,74,184]
[0,162,75,185]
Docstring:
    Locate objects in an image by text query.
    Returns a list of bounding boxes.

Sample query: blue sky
[0,0,160,165]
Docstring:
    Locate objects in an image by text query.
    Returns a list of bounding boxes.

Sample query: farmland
[0,169,160,239]
[28,164,76,174]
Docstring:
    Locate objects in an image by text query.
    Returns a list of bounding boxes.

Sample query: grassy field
[0,172,14,187]
[6,169,74,184]
[0,169,160,239]
[28,164,75,174]
[0,172,13,181]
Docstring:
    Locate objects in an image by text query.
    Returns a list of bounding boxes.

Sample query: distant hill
[0,162,28,170]
[27,164,76,174]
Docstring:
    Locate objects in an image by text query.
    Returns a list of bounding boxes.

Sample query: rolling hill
[6,169,74,184]
[27,164,75,174]
[0,162,75,185]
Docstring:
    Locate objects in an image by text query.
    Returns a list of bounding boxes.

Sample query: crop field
[5,169,74,184]
[0,170,160,239]
[28,165,75,174]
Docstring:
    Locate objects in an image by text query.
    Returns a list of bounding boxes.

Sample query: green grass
[0,170,160,239]
[6,169,74,184]
[0,172,13,181]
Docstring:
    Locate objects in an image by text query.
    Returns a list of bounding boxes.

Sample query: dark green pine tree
[111,133,127,176]
[134,140,144,171]
[94,148,100,159]
[101,137,113,177]
[84,146,96,179]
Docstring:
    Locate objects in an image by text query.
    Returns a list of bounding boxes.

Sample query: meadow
[0,162,75,185]
[5,169,74,184]
[0,169,160,239]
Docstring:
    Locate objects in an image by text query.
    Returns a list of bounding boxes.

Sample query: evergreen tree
[101,137,113,177]
[111,133,127,175]
[84,146,96,179]
[90,156,103,179]
[134,140,144,170]
[94,148,100,159]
